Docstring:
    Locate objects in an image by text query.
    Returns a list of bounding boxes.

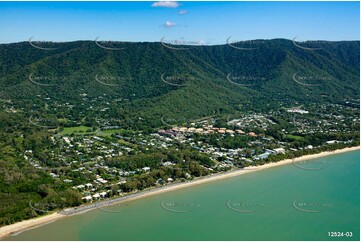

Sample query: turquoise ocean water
[6,150,360,241]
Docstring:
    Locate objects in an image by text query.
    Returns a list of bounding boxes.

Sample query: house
[188,127,196,132]
[326,140,337,144]
[248,132,257,137]
[117,180,127,185]
[93,136,104,141]
[195,128,203,133]
[287,108,309,114]
[82,196,92,202]
[85,183,93,188]
[63,137,71,144]
[265,149,276,154]
[167,178,174,182]
[99,192,107,198]
[179,127,187,132]
[76,185,85,190]
[273,148,285,154]
[92,193,100,199]
[97,178,108,184]
[49,173,59,178]
[162,161,174,166]
[142,167,151,172]
[256,152,271,159]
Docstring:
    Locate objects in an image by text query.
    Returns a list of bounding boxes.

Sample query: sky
[0,1,359,44]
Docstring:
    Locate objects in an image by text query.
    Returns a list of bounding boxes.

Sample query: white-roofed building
[82,196,92,202]
[92,193,100,199]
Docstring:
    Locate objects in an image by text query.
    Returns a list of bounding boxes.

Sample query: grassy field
[100,128,134,136]
[286,134,303,140]
[59,126,134,137]
[59,126,93,135]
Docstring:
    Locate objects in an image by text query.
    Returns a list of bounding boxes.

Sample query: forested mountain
[0,39,359,129]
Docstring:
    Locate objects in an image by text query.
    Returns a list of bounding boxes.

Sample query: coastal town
[0,1,359,240]
[18,99,359,206]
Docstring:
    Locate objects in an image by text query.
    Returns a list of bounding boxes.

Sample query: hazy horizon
[2,37,360,45]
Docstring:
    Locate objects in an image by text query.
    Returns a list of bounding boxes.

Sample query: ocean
[6,150,360,241]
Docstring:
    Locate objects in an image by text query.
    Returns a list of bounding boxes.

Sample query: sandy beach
[0,213,64,240]
[1,146,359,240]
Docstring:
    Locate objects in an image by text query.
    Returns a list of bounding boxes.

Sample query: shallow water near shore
[6,150,360,241]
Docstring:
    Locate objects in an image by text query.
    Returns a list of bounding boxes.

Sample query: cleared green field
[59,126,136,137]
[59,126,93,135]
[286,134,303,140]
[100,129,135,136]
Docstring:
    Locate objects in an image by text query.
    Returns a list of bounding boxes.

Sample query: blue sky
[0,1,359,44]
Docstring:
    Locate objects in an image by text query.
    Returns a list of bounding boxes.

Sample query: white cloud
[164,20,176,28]
[178,10,187,15]
[152,1,180,8]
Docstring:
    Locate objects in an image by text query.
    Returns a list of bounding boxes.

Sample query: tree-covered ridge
[0,40,359,117]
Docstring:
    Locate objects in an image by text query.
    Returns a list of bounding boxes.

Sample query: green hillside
[0,39,358,130]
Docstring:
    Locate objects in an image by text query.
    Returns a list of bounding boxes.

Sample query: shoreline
[1,146,359,240]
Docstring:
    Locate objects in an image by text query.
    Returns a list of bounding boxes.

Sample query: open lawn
[59,126,93,135]
[286,134,304,140]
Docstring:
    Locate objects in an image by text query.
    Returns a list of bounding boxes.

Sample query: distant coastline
[1,145,359,240]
